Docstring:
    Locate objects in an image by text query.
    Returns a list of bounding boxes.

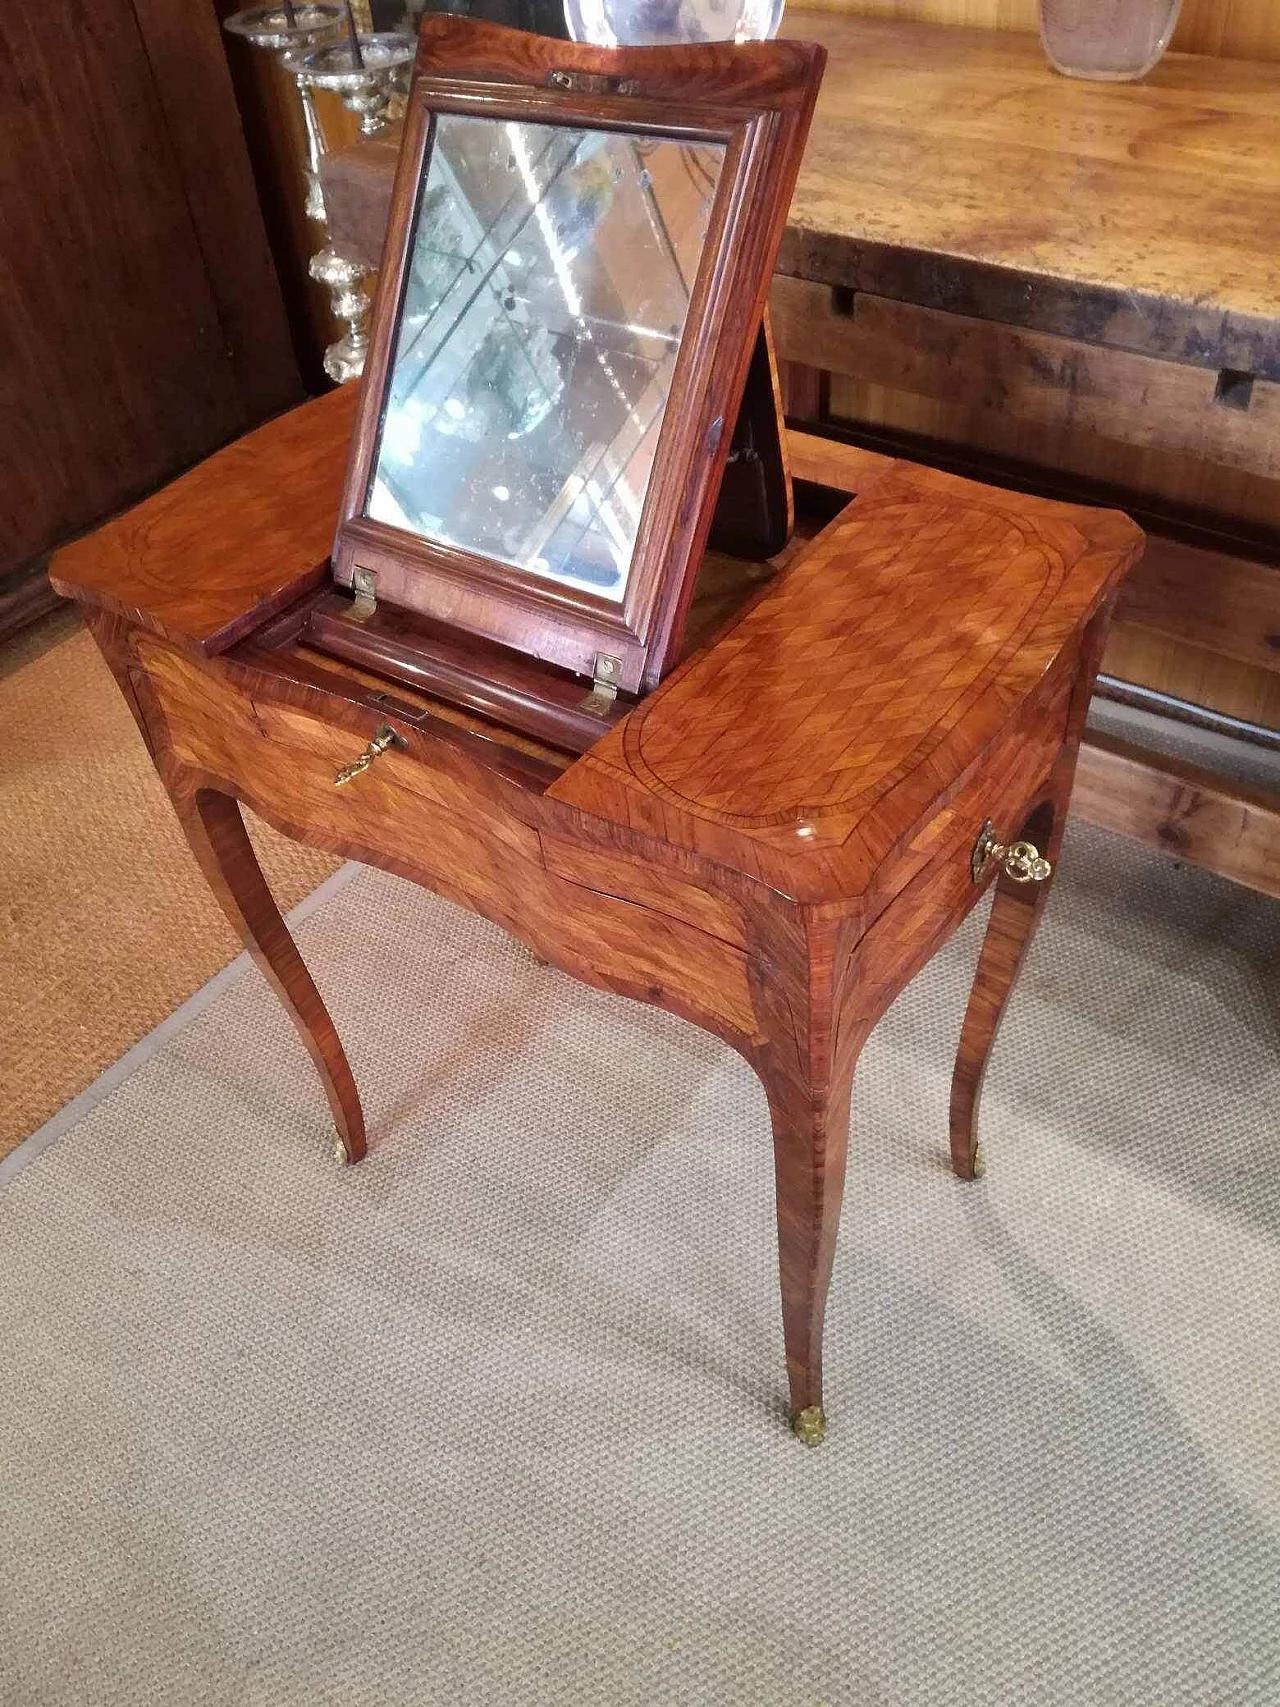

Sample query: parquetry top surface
[552,460,1142,902]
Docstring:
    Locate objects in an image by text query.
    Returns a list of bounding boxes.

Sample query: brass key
[971,819,1053,884]
[333,724,399,787]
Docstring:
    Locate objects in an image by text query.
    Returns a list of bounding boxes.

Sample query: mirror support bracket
[581,652,623,716]
[350,566,379,623]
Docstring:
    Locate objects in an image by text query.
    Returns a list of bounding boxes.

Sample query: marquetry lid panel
[551,458,1142,900]
[50,387,360,655]
[629,497,1058,827]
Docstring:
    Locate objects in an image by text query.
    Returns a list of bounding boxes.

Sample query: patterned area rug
[2,823,1277,1706]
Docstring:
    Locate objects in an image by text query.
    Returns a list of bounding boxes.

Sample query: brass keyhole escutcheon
[971,819,1053,885]
[332,723,400,788]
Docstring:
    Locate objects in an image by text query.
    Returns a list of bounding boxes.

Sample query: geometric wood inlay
[626,498,1066,827]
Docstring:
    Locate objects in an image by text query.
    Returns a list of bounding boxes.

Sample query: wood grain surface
[1112,534,1280,675]
[552,451,1141,900]
[320,11,1280,374]
[797,0,1280,64]
[777,14,1280,376]
[771,280,1280,480]
[50,386,360,653]
[1072,730,1280,899]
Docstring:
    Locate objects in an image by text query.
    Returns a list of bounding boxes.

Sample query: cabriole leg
[950,795,1064,1182]
[952,606,1113,1180]
[172,784,367,1165]
[762,1044,862,1446]
[949,874,1052,1181]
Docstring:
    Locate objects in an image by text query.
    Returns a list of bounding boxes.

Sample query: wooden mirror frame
[330,17,825,695]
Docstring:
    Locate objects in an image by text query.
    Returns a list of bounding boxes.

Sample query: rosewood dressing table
[51,20,1142,1445]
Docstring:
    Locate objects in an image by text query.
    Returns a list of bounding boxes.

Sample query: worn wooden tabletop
[778,12,1280,375]
[322,11,1280,378]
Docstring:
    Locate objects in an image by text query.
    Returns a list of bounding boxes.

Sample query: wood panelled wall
[791,0,1280,61]
[0,0,300,607]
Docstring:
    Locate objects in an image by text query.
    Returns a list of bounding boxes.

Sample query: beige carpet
[1,823,1277,1705]
[0,613,338,1156]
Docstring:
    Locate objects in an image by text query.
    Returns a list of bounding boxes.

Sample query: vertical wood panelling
[1170,0,1280,58]
[0,0,288,577]
[129,0,299,421]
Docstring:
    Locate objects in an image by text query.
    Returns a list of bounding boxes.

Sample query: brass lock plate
[971,819,999,884]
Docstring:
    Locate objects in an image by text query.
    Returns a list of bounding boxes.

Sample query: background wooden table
[319,10,1280,900]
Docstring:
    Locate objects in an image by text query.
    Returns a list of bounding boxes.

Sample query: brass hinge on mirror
[349,566,378,623]
[581,652,623,716]
[545,69,639,95]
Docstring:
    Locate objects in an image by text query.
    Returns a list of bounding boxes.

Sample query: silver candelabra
[224,4,414,383]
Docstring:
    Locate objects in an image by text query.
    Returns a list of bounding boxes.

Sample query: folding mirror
[328,17,825,712]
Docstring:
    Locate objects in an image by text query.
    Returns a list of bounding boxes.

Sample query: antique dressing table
[322,13,1280,902]
[51,19,1142,1445]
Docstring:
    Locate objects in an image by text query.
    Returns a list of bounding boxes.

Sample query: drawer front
[862,666,1074,927]
[137,637,764,1047]
[832,668,1074,1071]
[770,276,1280,481]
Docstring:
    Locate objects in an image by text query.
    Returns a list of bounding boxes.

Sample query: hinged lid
[329,16,825,697]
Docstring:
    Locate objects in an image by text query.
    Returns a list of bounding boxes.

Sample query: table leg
[948,733,1085,1187]
[950,596,1113,1181]
[172,783,367,1165]
[948,867,1054,1183]
[761,1028,867,1448]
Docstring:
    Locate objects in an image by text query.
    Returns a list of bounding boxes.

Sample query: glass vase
[1038,0,1183,81]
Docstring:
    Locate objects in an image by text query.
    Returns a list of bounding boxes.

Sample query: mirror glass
[366,112,724,603]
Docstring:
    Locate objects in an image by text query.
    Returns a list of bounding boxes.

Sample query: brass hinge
[546,68,638,95]
[349,566,378,623]
[580,652,623,716]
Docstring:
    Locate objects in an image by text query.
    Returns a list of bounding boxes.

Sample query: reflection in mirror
[366,113,724,603]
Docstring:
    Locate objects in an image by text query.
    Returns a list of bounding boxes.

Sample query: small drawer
[838,751,1060,1067]
[862,665,1074,930]
[138,634,545,867]
[135,635,765,1047]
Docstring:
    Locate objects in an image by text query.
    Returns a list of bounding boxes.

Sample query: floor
[0,612,337,1154]
[2,824,1277,1706]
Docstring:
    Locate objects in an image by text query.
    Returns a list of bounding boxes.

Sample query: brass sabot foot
[790,1405,826,1447]
[954,1140,985,1181]
[331,1137,351,1166]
